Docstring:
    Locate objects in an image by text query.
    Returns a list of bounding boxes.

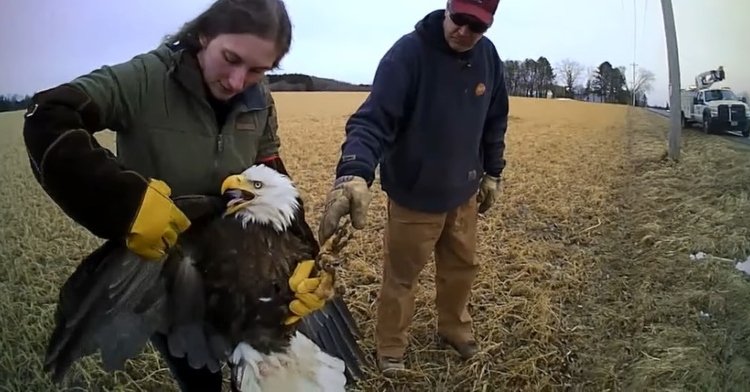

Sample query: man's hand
[476,174,501,214]
[317,175,371,245]
[285,260,330,325]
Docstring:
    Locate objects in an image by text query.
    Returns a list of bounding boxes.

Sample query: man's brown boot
[377,356,406,377]
[438,334,479,360]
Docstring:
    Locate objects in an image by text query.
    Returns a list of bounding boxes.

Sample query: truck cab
[681,78,750,137]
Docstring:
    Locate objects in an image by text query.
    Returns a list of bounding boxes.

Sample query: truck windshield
[704,90,738,102]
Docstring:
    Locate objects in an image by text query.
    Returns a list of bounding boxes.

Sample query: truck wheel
[702,115,710,134]
[681,112,687,128]
[743,127,749,138]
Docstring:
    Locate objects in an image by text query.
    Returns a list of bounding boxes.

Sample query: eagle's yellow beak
[221,174,252,195]
[221,174,256,216]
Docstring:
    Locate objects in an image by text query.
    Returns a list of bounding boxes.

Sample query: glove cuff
[335,163,374,187]
[483,174,501,183]
[334,175,367,188]
[482,174,501,190]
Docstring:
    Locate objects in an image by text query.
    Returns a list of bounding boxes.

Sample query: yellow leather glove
[318,175,371,245]
[285,260,329,325]
[125,179,191,260]
[476,174,501,214]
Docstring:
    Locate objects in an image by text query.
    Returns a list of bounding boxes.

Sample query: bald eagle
[42,164,367,391]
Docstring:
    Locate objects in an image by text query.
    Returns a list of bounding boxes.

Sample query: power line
[640,0,648,47]
[633,0,638,62]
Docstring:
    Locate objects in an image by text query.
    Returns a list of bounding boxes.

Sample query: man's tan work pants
[375,195,479,358]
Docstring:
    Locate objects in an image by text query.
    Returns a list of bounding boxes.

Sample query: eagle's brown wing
[42,195,228,383]
[295,295,369,382]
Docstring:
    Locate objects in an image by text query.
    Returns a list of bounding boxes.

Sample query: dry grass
[1,94,750,392]
[564,109,750,392]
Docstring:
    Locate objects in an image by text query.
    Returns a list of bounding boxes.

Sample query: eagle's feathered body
[189,215,309,353]
[42,165,367,391]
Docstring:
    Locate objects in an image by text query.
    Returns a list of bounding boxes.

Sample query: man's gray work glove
[318,175,372,244]
[476,174,501,214]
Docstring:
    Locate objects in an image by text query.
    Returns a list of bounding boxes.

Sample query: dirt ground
[1,94,749,391]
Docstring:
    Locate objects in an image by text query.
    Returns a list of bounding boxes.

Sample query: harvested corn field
[1,94,750,391]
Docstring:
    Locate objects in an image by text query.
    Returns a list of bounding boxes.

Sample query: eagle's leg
[313,217,354,300]
[317,217,354,259]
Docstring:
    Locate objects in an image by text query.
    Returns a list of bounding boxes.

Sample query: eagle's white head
[220,165,300,232]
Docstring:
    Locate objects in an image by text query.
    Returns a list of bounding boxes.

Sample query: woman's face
[198,33,278,101]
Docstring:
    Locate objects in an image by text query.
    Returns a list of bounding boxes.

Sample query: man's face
[443,10,489,52]
[197,33,278,101]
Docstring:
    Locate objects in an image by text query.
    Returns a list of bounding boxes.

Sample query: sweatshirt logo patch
[475,83,486,96]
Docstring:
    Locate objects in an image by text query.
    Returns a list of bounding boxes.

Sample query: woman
[22,0,326,390]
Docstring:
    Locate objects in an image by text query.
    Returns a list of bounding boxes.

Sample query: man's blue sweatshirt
[335,9,509,214]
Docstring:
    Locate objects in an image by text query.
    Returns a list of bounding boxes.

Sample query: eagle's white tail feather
[230,331,347,391]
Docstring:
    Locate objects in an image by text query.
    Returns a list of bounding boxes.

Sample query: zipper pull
[216,134,224,152]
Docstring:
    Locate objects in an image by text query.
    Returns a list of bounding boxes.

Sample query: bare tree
[584,66,597,81]
[503,58,556,97]
[555,58,584,96]
[632,67,656,96]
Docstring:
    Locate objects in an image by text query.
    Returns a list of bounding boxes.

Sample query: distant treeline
[503,56,652,107]
[0,94,32,113]
[2,58,658,114]
[267,57,655,106]
[266,73,371,92]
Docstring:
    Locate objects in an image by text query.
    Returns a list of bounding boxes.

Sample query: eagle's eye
[253,181,263,189]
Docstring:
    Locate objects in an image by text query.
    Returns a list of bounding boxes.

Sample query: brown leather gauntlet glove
[23,84,190,261]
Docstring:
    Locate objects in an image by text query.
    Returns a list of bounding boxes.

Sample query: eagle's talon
[312,270,336,301]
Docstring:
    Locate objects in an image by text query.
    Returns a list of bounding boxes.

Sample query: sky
[0,0,748,106]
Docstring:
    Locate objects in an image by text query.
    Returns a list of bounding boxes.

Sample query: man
[318,0,509,375]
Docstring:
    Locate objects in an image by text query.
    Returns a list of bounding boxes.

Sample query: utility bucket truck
[680,66,750,137]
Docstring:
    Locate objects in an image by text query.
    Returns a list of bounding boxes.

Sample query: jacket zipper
[215,133,223,165]
[207,103,222,187]
[214,124,223,189]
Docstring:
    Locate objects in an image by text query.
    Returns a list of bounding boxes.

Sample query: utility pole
[661,0,681,160]
[632,0,637,106]
[631,62,638,106]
